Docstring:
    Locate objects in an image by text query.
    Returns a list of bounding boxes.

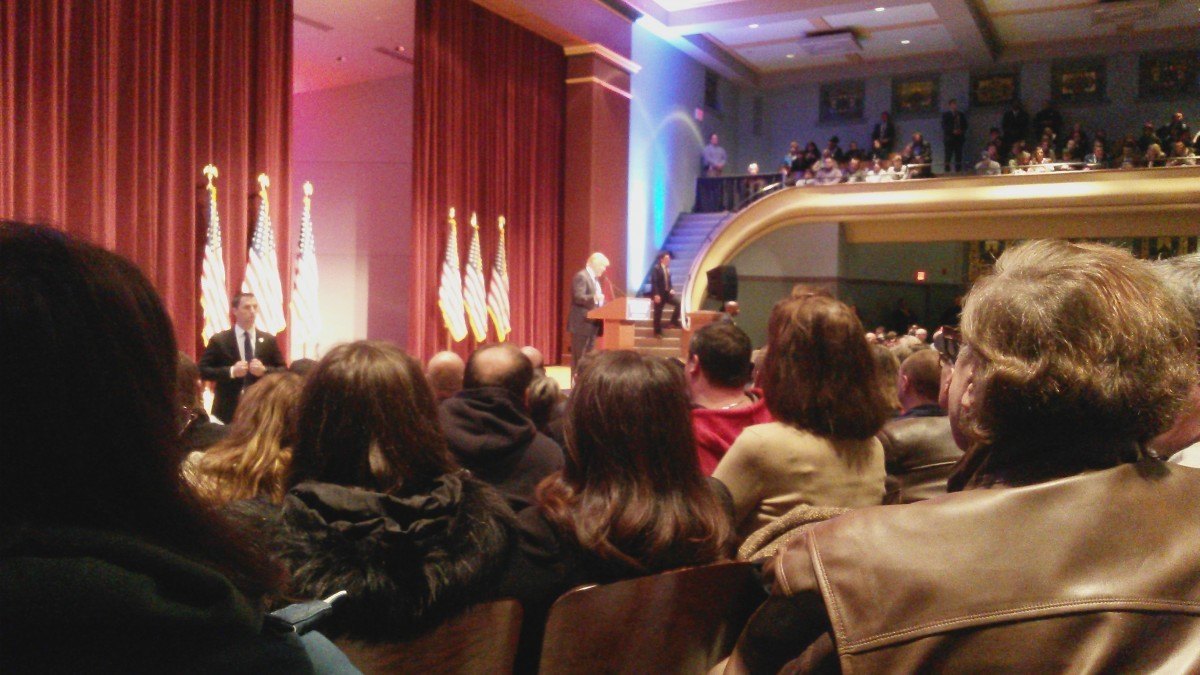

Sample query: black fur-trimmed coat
[232,471,514,641]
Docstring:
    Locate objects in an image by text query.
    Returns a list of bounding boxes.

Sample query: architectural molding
[683,167,1200,313]
[565,76,633,99]
[564,43,642,74]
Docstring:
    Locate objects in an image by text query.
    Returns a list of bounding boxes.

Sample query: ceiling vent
[1092,0,1158,25]
[799,30,862,57]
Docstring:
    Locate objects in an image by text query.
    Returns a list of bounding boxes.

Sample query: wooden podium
[587,298,638,351]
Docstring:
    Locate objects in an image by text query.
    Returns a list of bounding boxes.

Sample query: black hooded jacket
[232,471,513,642]
[439,387,564,509]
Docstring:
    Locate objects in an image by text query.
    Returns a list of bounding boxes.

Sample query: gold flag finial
[302,181,313,197]
[497,215,506,231]
[202,164,218,187]
[470,212,479,230]
[258,173,270,191]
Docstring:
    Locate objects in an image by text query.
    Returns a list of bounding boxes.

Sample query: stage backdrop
[412,0,565,361]
[1,0,292,358]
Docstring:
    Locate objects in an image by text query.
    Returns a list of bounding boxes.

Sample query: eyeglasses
[933,326,961,366]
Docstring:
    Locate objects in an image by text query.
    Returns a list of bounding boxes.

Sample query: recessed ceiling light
[786,53,795,58]
[749,23,759,28]
[901,39,911,44]
[875,6,886,11]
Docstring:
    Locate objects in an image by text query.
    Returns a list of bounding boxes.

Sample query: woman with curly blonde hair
[186,371,302,505]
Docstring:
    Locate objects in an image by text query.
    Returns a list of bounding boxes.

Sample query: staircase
[636,211,730,297]
[632,323,685,360]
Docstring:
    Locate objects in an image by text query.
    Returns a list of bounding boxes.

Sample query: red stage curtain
[1,0,292,357]
[412,0,565,361]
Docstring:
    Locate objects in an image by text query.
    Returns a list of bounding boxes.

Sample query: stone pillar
[561,45,639,363]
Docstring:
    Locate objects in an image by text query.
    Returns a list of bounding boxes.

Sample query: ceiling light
[901,39,911,44]
[749,23,759,28]
[875,6,885,11]
[786,53,795,58]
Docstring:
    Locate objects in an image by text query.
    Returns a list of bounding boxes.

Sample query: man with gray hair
[1155,253,1200,466]
[568,252,609,363]
[727,240,1200,673]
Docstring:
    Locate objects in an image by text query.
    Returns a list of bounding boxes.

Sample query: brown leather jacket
[727,461,1200,673]
[878,415,962,504]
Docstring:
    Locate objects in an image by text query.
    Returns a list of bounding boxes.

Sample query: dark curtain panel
[1,0,292,357]
[412,0,565,361]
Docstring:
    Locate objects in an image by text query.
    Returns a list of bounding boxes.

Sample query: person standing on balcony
[702,133,727,177]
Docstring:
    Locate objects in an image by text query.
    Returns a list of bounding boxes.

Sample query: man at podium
[568,252,610,363]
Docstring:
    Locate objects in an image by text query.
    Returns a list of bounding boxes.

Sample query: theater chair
[538,561,765,674]
[335,600,523,674]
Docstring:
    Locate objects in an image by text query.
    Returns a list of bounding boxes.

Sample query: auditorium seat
[538,561,765,675]
[335,600,523,674]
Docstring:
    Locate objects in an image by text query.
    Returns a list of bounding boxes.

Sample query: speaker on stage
[706,265,738,302]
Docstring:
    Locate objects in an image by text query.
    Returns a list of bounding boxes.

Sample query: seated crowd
[3,219,1200,672]
[773,104,1197,185]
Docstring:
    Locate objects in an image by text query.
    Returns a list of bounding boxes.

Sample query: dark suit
[649,262,680,335]
[567,269,602,363]
[198,327,285,423]
[941,110,968,172]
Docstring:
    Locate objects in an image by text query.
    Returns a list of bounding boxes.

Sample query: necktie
[243,330,254,363]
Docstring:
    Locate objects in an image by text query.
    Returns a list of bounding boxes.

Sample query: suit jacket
[941,110,968,140]
[197,328,285,423]
[650,263,674,299]
[567,269,602,337]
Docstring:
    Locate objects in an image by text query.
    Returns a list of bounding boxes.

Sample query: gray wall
[749,53,1195,172]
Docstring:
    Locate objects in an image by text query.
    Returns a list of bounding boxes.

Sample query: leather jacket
[878,415,962,504]
[727,460,1200,673]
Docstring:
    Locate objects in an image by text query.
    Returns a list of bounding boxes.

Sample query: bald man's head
[520,345,545,375]
[465,343,534,406]
[426,351,465,401]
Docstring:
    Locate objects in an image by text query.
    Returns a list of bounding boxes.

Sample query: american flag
[242,174,286,335]
[200,165,230,344]
[464,212,489,342]
[487,216,511,342]
[438,208,468,342]
[290,181,321,359]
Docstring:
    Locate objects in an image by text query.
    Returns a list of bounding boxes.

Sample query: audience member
[1033,100,1063,142]
[1084,140,1109,169]
[236,340,514,642]
[713,294,887,540]
[0,222,322,671]
[177,351,229,452]
[500,350,734,669]
[1138,122,1161,153]
[811,156,843,185]
[439,343,564,509]
[726,240,1200,673]
[1155,253,1200,466]
[1001,100,1030,157]
[520,345,546,376]
[526,375,565,444]
[288,358,318,378]
[941,98,968,172]
[702,133,727,177]
[877,348,962,504]
[871,112,895,155]
[198,292,287,424]
[871,343,903,415]
[843,156,866,182]
[426,350,465,402]
[686,323,774,475]
[1168,140,1196,167]
[185,372,302,506]
[721,300,741,323]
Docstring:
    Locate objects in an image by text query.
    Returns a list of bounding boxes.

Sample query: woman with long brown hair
[499,350,733,666]
[238,340,514,641]
[0,222,317,671]
[713,293,889,540]
[185,371,302,505]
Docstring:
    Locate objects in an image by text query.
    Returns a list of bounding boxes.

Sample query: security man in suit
[198,292,286,423]
[650,250,682,337]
